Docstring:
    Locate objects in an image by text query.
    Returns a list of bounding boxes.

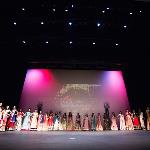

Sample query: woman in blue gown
[22,108,31,130]
[91,113,96,131]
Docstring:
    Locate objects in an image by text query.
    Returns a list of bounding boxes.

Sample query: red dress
[133,116,140,127]
[48,115,53,127]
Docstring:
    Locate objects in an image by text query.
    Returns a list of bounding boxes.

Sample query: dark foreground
[0,131,150,150]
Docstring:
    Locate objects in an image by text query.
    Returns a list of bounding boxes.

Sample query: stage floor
[0,131,150,150]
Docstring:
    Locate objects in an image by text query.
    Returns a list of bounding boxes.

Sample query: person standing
[61,113,67,130]
[0,106,3,131]
[48,112,54,130]
[96,113,103,131]
[118,111,126,130]
[91,113,96,131]
[30,109,38,130]
[111,112,118,130]
[67,112,74,131]
[37,111,44,131]
[125,109,134,130]
[75,113,81,130]
[43,112,49,131]
[22,108,31,130]
[146,107,150,130]
[139,112,146,130]
[53,113,59,130]
[16,109,24,131]
[83,114,90,131]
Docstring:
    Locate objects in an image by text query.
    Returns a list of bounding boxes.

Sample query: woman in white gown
[30,109,38,130]
[118,111,126,130]
[16,109,24,131]
[140,112,145,130]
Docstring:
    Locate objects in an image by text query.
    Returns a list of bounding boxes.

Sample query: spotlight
[22,40,26,44]
[65,9,68,12]
[71,5,74,8]
[92,42,96,45]
[106,7,110,10]
[123,25,127,28]
[53,8,56,12]
[69,41,72,44]
[97,23,101,27]
[69,22,72,26]
[41,21,44,25]
[102,10,105,13]
[129,12,133,15]
[139,10,142,13]
[22,8,25,11]
[115,43,119,46]
[14,22,17,25]
[45,41,48,44]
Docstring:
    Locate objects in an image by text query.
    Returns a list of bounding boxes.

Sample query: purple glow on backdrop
[20,69,130,115]
[101,71,129,113]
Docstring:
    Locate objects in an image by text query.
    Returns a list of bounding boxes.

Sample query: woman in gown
[48,112,54,130]
[67,112,74,130]
[4,106,11,131]
[91,113,96,131]
[133,112,140,129]
[125,110,134,130]
[61,113,67,130]
[53,113,59,130]
[118,111,126,130]
[30,109,38,130]
[103,113,110,130]
[43,112,49,131]
[37,111,44,131]
[96,113,103,131]
[0,106,3,131]
[75,113,81,130]
[83,114,90,131]
[16,109,24,131]
[7,106,17,131]
[111,112,118,130]
[22,108,31,130]
[139,112,145,130]
[146,107,150,130]
[58,112,63,130]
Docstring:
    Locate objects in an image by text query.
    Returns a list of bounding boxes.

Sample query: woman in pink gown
[83,114,90,131]
[111,112,118,130]
[125,110,134,130]
[96,113,103,131]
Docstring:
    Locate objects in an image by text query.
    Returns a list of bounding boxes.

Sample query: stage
[0,131,150,150]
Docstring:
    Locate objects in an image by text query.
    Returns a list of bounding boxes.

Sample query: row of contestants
[0,105,150,131]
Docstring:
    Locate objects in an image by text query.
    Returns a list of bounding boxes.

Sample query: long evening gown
[22,111,31,130]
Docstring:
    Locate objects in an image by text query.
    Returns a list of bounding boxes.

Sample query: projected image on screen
[19,69,130,116]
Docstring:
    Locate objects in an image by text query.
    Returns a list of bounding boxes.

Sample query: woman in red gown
[133,113,140,129]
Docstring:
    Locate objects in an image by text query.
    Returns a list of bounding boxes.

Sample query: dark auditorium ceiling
[0,0,149,64]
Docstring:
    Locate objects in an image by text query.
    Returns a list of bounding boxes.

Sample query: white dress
[30,112,38,129]
[118,114,126,130]
[140,112,145,129]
